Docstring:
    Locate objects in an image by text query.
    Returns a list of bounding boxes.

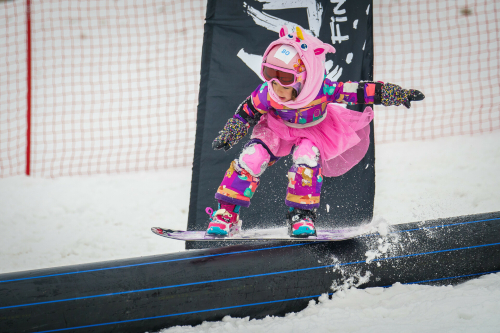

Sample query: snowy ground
[1,130,500,332]
[161,274,500,333]
[373,131,500,223]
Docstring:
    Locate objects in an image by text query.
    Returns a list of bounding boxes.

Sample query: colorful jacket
[235,79,382,126]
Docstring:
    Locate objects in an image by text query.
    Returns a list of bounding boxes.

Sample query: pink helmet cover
[266,44,302,71]
[262,25,336,108]
[265,44,306,93]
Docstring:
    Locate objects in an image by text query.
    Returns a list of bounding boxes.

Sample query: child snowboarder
[207,25,424,237]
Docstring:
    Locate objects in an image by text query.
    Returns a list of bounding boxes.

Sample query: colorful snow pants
[215,139,323,209]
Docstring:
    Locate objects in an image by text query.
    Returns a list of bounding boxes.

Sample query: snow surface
[373,131,500,223]
[1,130,499,332]
[0,168,190,272]
[160,274,500,333]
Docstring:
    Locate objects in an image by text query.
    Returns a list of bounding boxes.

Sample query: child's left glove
[380,83,425,109]
[212,118,249,151]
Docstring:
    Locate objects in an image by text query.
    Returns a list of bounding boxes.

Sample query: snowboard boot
[206,202,242,237]
[286,207,317,237]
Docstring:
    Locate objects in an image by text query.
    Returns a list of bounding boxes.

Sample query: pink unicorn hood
[262,25,336,108]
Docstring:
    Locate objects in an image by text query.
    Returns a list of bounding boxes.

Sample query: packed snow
[1,130,500,332]
[160,274,500,333]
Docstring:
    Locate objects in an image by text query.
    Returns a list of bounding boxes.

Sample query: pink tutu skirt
[250,104,374,177]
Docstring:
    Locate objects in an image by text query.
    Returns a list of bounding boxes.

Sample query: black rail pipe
[1,212,500,333]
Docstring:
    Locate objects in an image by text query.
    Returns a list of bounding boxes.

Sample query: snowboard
[151,223,374,242]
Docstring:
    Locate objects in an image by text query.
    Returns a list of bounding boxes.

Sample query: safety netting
[1,0,205,177]
[373,0,500,143]
[0,1,28,177]
[1,0,498,177]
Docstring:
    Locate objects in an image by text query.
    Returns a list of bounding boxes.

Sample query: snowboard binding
[205,206,242,237]
[287,207,318,237]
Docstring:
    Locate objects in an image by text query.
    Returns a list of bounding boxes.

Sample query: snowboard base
[151,223,374,242]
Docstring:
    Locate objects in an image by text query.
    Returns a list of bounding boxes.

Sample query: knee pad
[292,139,320,167]
[237,144,271,177]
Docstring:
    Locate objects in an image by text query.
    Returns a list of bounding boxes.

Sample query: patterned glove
[381,83,425,109]
[212,118,249,151]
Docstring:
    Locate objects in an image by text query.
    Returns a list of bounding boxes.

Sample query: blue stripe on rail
[361,217,500,238]
[2,241,500,311]
[0,242,309,284]
[32,269,500,333]
[391,217,500,234]
[33,294,325,333]
[1,216,498,284]
[402,270,500,285]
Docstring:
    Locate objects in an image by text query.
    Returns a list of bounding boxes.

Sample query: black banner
[188,0,374,249]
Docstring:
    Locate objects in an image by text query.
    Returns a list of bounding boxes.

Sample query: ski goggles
[261,63,307,87]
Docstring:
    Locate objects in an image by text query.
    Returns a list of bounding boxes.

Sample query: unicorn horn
[296,26,304,40]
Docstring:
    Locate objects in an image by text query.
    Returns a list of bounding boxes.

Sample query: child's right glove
[380,83,425,109]
[212,118,249,151]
